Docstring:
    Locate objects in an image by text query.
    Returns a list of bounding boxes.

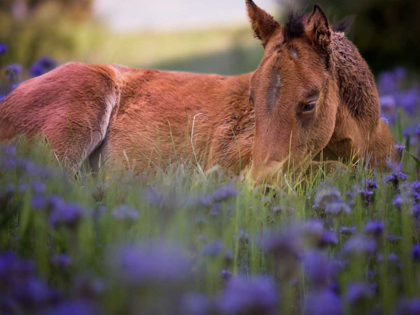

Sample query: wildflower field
[1,45,420,315]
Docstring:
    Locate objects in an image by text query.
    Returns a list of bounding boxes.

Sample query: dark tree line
[279,0,420,74]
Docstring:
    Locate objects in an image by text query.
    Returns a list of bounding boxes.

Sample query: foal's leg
[0,62,122,173]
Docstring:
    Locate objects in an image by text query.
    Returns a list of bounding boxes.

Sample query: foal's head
[247,1,340,180]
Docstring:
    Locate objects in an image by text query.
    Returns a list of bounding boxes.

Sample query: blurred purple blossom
[340,226,357,236]
[395,298,420,315]
[220,269,233,281]
[325,202,351,217]
[44,300,100,315]
[29,56,57,77]
[202,240,224,257]
[51,254,71,268]
[5,63,23,82]
[0,251,59,312]
[235,229,250,246]
[341,235,376,257]
[111,205,139,222]
[303,250,334,289]
[304,288,343,315]
[359,189,374,206]
[319,230,338,247]
[393,194,403,210]
[217,276,277,315]
[110,244,189,286]
[32,194,48,209]
[411,244,420,262]
[387,234,403,243]
[48,196,83,228]
[0,43,7,55]
[345,282,373,303]
[385,172,407,189]
[183,293,213,315]
[364,220,384,236]
[211,185,238,202]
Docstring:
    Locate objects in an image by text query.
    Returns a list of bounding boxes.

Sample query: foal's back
[0,62,249,172]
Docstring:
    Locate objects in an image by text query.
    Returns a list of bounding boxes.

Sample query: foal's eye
[302,101,317,112]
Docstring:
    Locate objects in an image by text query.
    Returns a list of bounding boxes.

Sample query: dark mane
[282,11,305,43]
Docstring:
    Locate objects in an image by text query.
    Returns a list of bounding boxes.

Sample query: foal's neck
[331,32,380,130]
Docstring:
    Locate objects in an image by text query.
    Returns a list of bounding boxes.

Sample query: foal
[0,1,395,180]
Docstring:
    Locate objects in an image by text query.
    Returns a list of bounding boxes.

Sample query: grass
[1,122,420,314]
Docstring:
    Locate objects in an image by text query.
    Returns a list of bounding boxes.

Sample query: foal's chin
[249,155,312,185]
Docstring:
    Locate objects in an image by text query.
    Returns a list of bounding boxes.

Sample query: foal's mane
[281,10,379,127]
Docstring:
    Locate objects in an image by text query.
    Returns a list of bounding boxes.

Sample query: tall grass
[1,133,420,315]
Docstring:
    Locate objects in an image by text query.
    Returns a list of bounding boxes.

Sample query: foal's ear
[246,0,280,47]
[305,4,331,51]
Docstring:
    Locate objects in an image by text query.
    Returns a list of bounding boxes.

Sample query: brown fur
[0,2,394,179]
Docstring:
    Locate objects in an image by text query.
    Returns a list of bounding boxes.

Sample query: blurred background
[1,0,419,75]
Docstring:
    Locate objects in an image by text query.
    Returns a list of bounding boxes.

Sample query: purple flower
[112,205,139,222]
[387,234,403,243]
[385,172,408,189]
[260,228,303,261]
[217,276,277,315]
[51,254,71,268]
[110,244,189,286]
[314,187,343,209]
[342,235,376,257]
[412,181,420,194]
[48,196,83,228]
[364,220,384,236]
[395,298,420,315]
[0,252,59,311]
[5,64,23,82]
[304,289,343,315]
[319,230,338,247]
[44,300,99,315]
[379,95,397,123]
[381,117,389,125]
[345,282,373,303]
[235,229,250,246]
[220,269,233,281]
[182,293,213,315]
[395,144,405,153]
[31,194,48,209]
[393,194,403,210]
[359,189,374,206]
[304,251,334,289]
[211,185,238,202]
[202,240,224,257]
[378,71,398,94]
[364,179,378,191]
[412,244,420,262]
[340,226,357,236]
[377,253,401,267]
[12,277,58,307]
[325,202,351,216]
[29,56,57,77]
[32,181,46,194]
[29,63,44,77]
[0,43,7,54]
[397,88,419,114]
